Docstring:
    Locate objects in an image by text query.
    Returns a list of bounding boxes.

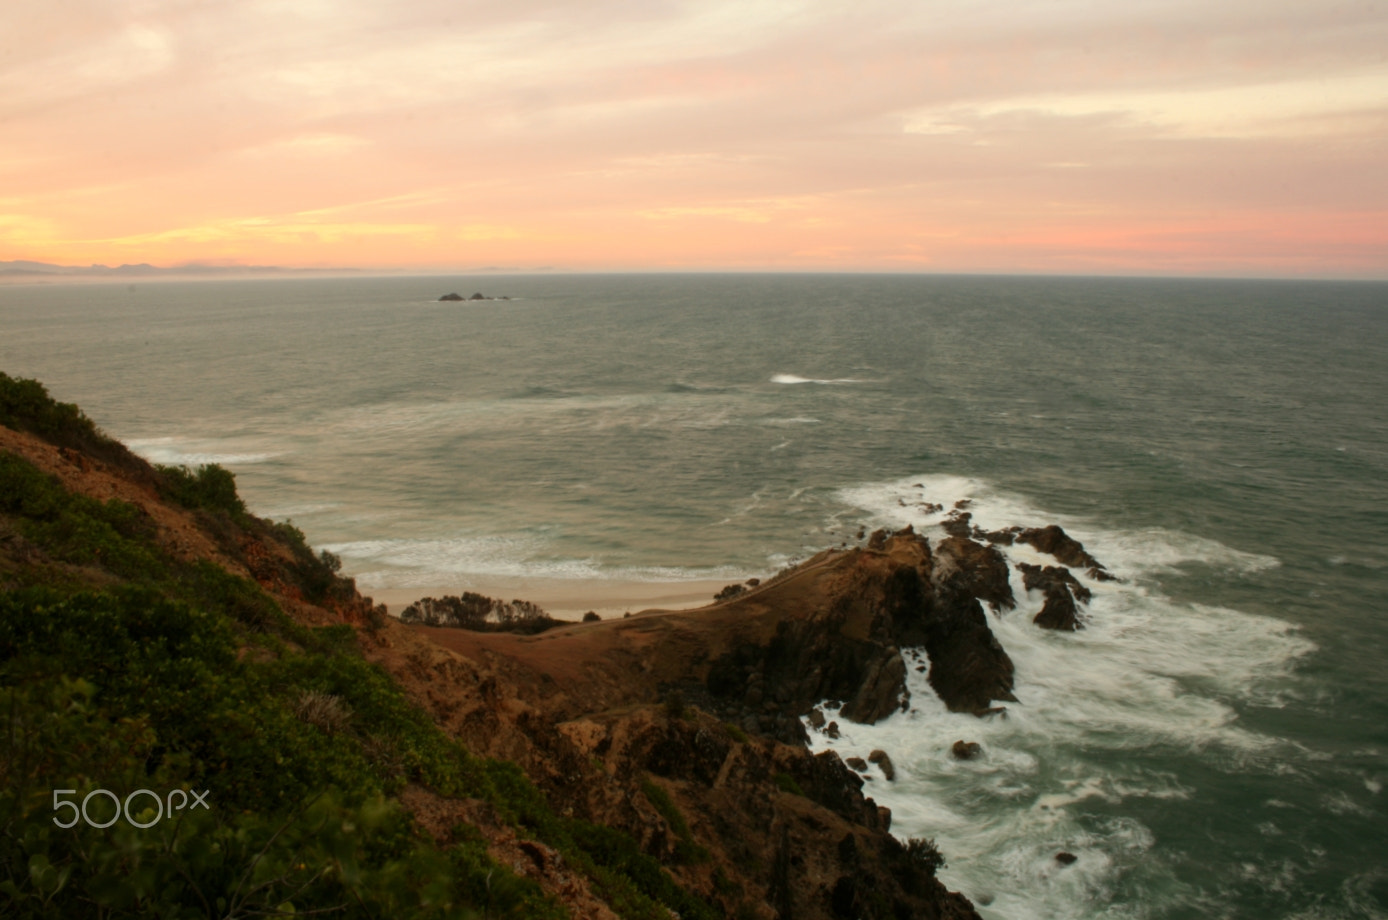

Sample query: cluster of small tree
[399,592,559,634]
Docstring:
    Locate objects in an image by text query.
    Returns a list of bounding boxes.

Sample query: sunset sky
[3,0,1386,277]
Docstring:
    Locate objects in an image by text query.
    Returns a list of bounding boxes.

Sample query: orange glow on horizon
[2,2,1386,278]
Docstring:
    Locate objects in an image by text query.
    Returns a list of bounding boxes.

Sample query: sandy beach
[363,576,735,621]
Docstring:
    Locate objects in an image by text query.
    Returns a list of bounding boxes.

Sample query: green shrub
[0,373,100,446]
[773,772,805,796]
[641,779,709,866]
[0,373,151,478]
[906,837,947,875]
[156,463,246,516]
[0,454,163,581]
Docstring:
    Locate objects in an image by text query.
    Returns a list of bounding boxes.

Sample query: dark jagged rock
[469,291,486,300]
[840,648,908,723]
[933,536,1016,612]
[868,749,895,780]
[862,534,1018,715]
[438,292,463,301]
[1017,524,1115,581]
[1055,852,1078,865]
[942,510,974,537]
[981,526,1022,546]
[1017,562,1090,631]
[846,756,868,771]
[700,530,1014,728]
[952,740,983,760]
[1018,562,1091,604]
[866,528,889,550]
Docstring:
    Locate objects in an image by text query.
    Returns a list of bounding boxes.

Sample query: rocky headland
[0,373,1113,919]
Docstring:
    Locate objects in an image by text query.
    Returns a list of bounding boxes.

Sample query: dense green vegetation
[0,375,719,919]
[399,593,560,635]
[640,779,710,867]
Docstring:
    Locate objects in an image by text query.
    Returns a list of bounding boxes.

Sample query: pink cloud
[2,0,1385,275]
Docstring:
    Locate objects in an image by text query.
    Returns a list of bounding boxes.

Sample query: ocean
[2,273,1385,918]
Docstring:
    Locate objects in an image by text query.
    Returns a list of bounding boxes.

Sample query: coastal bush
[641,778,709,865]
[641,779,692,840]
[906,836,947,875]
[772,772,805,796]
[714,582,745,602]
[156,462,246,516]
[567,822,719,920]
[176,558,295,635]
[267,518,349,604]
[0,373,152,478]
[0,453,163,581]
[0,373,111,459]
[400,592,561,634]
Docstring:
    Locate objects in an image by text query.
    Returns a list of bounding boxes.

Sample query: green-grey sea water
[2,273,1385,918]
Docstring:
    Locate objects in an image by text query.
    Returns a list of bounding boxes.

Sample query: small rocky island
[439,291,510,301]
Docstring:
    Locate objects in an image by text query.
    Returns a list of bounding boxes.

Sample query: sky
[2,0,1387,277]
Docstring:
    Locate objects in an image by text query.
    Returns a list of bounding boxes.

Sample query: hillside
[0,372,991,919]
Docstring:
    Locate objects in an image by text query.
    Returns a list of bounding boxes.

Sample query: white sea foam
[807,473,1314,918]
[328,534,750,588]
[127,437,279,466]
[760,416,821,425]
[835,474,1280,578]
[770,373,864,385]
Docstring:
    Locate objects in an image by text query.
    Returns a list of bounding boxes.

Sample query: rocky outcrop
[696,530,1019,732]
[1017,524,1115,581]
[952,740,983,760]
[868,749,895,780]
[1017,562,1091,630]
[932,536,1015,612]
[904,536,1017,714]
[439,291,512,301]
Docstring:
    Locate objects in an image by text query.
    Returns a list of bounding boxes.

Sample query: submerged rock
[1055,851,1078,866]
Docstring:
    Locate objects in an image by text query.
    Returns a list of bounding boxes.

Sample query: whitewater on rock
[811,475,1315,919]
